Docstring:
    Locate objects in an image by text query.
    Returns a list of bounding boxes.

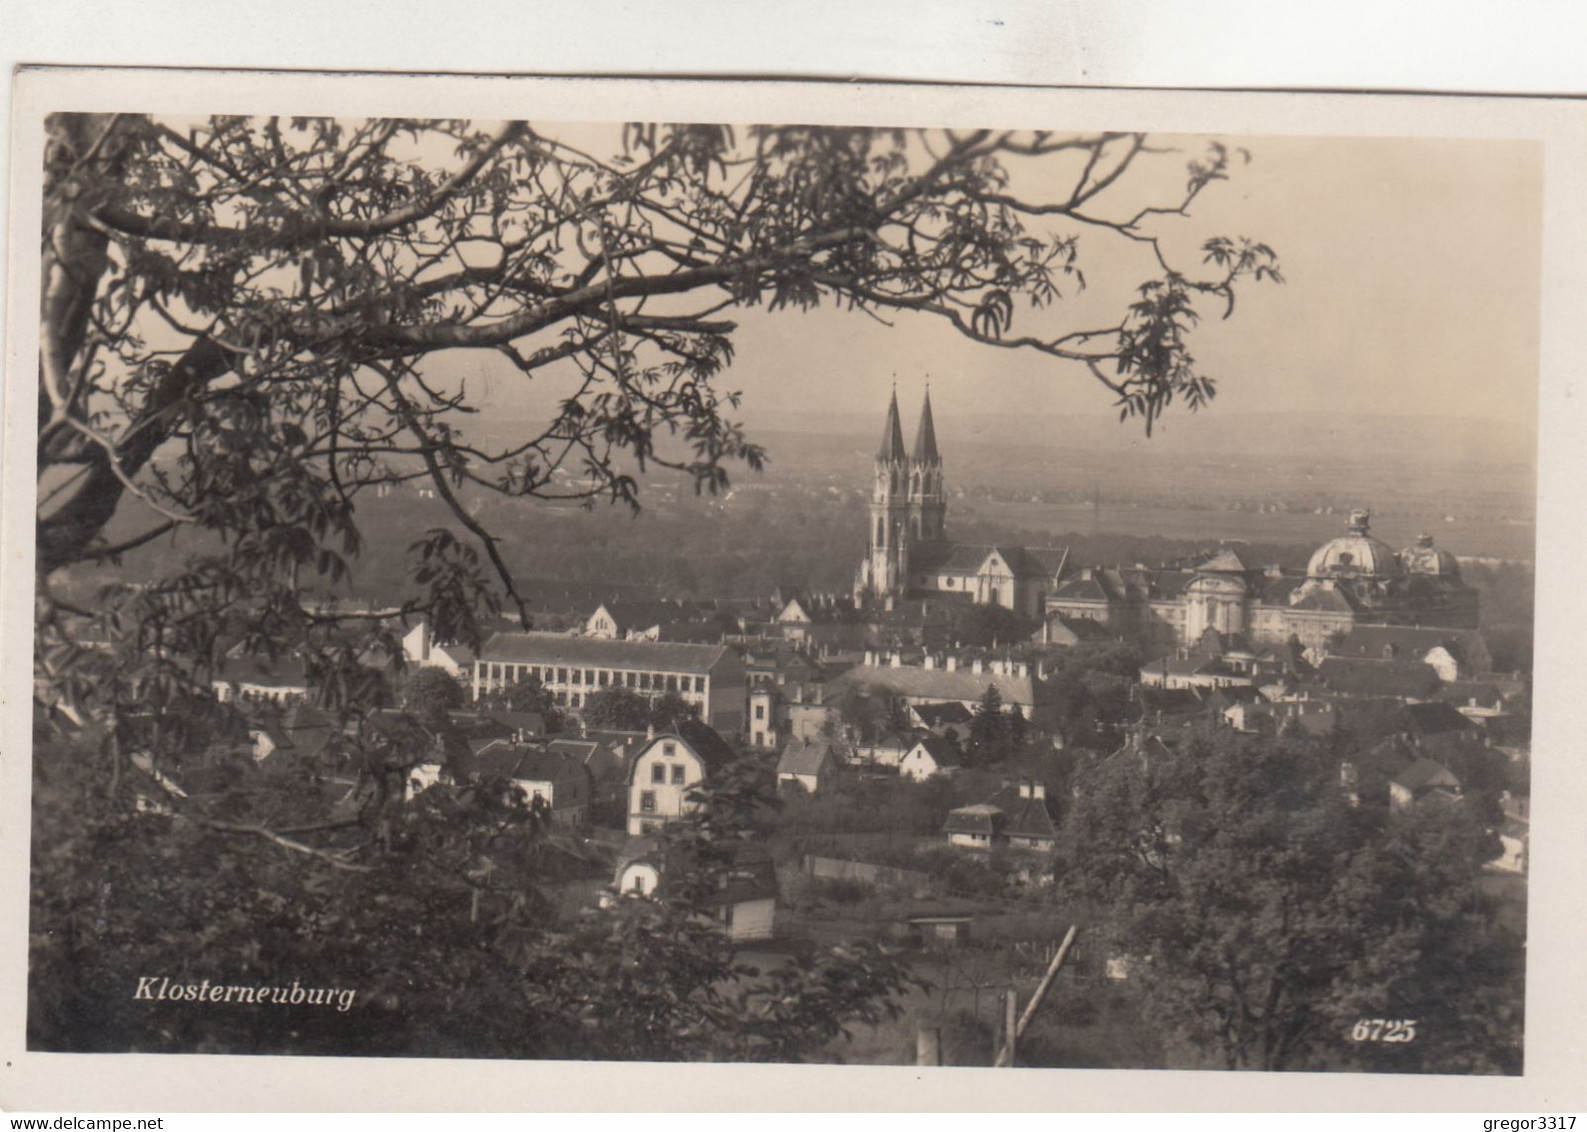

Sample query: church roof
[1198,546,1259,574]
[912,389,941,463]
[878,390,908,462]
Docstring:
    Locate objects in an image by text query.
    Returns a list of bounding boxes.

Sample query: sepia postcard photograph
[4,67,1586,1111]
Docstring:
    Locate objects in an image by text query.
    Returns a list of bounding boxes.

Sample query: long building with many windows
[472,632,746,735]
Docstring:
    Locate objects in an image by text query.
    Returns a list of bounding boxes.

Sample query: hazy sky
[447,129,1542,445]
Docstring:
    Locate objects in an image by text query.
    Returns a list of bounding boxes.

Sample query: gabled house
[994,779,1057,852]
[944,804,1004,850]
[852,729,912,768]
[626,720,735,836]
[471,744,593,824]
[612,839,778,943]
[898,735,960,781]
[776,738,840,793]
[1389,757,1462,810]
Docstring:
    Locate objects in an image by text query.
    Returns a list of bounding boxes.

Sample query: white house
[626,722,735,836]
[612,840,778,943]
[401,620,476,679]
[898,736,960,781]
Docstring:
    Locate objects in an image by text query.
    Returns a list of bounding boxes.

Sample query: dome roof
[1306,509,1403,580]
[1400,533,1461,578]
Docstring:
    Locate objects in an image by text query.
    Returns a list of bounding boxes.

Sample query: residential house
[626,720,735,836]
[468,743,593,824]
[836,649,1045,723]
[401,619,477,679]
[898,735,960,781]
[852,730,912,769]
[1327,625,1493,680]
[994,779,1057,852]
[944,803,1004,850]
[1389,757,1463,810]
[612,839,779,943]
[776,738,840,793]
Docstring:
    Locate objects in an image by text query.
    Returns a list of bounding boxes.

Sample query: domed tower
[1399,532,1461,580]
[858,389,912,600]
[907,387,947,544]
[1295,508,1404,608]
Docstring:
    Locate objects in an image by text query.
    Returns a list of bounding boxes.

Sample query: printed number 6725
[1350,1018,1416,1042]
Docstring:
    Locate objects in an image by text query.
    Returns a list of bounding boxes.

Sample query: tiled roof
[1332,625,1478,662]
[625,720,736,784]
[1290,585,1359,613]
[1392,757,1461,794]
[944,803,1003,836]
[479,632,731,674]
[1314,657,1440,698]
[1052,573,1115,603]
[218,651,309,688]
[905,735,960,768]
[836,663,1040,708]
[1198,547,1259,573]
[1000,796,1056,841]
[1398,701,1476,735]
[911,701,974,727]
[777,738,836,777]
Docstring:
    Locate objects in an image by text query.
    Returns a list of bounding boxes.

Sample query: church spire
[912,386,940,463]
[877,387,907,462]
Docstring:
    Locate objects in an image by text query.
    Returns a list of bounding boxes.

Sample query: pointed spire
[912,386,940,463]
[877,387,907,462]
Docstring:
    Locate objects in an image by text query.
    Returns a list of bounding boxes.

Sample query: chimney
[924,654,936,670]
[890,652,902,668]
[1031,781,1046,801]
[1019,779,1032,799]
[646,723,656,741]
[945,655,958,672]
[972,658,983,675]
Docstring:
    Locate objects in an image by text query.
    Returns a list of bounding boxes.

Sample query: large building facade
[472,632,746,735]
[854,389,1067,618]
[1046,509,1479,653]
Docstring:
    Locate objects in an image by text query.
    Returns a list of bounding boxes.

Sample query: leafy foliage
[579,686,652,731]
[1056,723,1521,1073]
[32,115,1278,1063]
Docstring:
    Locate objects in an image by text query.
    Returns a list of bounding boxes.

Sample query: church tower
[859,389,912,601]
[907,387,946,544]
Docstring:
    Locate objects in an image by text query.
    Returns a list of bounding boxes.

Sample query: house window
[651,763,666,784]
[671,764,686,785]
[663,742,676,757]
[639,791,656,813]
[557,667,567,683]
[694,676,705,693]
[755,704,766,721]
[599,670,609,687]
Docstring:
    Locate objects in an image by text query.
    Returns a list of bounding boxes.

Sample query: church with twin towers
[852,386,1480,653]
[853,387,1070,618]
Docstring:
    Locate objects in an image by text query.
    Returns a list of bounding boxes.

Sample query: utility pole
[994,924,1079,1067]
